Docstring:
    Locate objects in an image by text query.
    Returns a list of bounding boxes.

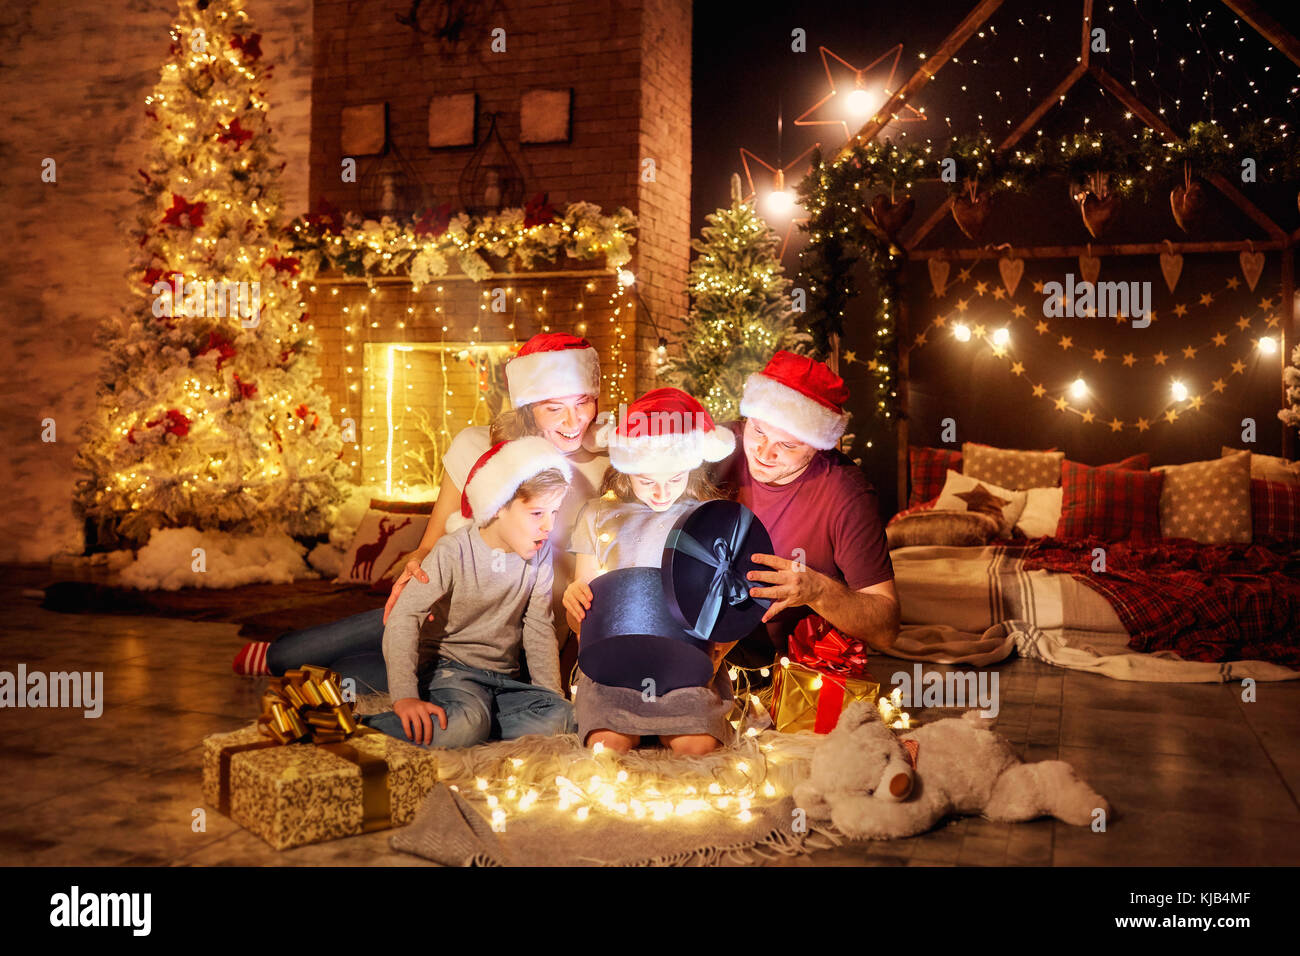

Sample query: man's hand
[746,552,826,622]
[383,551,431,625]
[393,697,447,745]
[562,580,593,626]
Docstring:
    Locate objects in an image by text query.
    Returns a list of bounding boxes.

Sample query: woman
[232,333,610,694]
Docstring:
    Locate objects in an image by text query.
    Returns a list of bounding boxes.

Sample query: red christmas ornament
[294,404,320,431]
[161,193,206,229]
[198,331,237,371]
[233,373,257,399]
[523,192,557,228]
[263,255,301,276]
[144,409,191,438]
[230,32,263,63]
[414,202,453,238]
[217,117,253,150]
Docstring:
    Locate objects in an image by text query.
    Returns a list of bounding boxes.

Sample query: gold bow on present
[258,665,359,744]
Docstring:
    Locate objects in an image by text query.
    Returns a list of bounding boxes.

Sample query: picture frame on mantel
[520,88,572,144]
[428,92,478,149]
[340,102,388,157]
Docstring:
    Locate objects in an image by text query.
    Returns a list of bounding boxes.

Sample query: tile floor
[1,565,1297,866]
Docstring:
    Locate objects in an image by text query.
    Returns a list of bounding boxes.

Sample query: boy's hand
[383,550,432,625]
[562,580,593,625]
[393,697,447,745]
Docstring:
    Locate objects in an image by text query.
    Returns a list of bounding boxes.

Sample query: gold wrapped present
[769,661,879,734]
[200,666,438,850]
[201,722,440,850]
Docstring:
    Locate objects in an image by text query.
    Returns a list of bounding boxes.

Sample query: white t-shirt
[441,425,610,646]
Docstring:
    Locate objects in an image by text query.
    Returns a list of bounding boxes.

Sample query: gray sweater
[382,524,561,700]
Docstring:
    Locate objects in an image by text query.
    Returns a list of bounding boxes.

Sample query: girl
[232,333,610,692]
[562,387,737,755]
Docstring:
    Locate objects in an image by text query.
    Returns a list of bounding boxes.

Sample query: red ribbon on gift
[789,614,873,679]
[813,672,847,734]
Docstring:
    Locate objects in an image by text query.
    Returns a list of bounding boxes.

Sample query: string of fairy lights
[867,260,1286,431]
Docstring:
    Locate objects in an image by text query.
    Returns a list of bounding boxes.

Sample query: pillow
[935,469,1028,538]
[1250,478,1300,550]
[1221,446,1300,485]
[886,510,1001,550]
[1057,460,1164,542]
[963,442,1065,490]
[1152,451,1252,544]
[908,446,962,506]
[1025,454,1149,537]
[337,510,426,584]
[1016,487,1064,538]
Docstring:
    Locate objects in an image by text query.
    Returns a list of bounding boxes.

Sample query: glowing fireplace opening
[362,341,515,495]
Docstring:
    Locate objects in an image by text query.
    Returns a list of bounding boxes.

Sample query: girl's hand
[562,580,593,625]
[393,697,447,745]
[383,550,431,625]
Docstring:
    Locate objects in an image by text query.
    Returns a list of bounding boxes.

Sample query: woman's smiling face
[531,394,597,452]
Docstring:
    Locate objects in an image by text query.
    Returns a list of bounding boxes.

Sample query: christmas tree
[73,0,351,548]
[657,173,811,420]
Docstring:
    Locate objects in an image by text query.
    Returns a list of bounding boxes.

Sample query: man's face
[743,418,817,485]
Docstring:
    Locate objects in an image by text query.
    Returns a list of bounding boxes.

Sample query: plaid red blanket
[1020,536,1300,667]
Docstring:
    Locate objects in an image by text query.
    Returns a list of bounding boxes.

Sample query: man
[709,350,900,663]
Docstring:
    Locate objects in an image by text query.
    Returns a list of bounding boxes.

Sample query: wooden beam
[837,0,1004,161]
[909,238,1287,259]
[999,62,1088,151]
[1080,0,1096,67]
[1221,0,1300,68]
[903,196,955,253]
[1092,67,1286,240]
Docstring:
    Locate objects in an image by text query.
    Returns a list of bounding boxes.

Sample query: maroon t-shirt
[710,421,894,648]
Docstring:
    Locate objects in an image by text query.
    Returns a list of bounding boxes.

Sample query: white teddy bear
[792,700,1111,839]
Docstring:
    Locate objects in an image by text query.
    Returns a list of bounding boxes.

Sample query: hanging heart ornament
[1239,249,1265,291]
[1159,247,1183,292]
[950,185,992,240]
[1079,251,1101,286]
[928,259,951,298]
[998,255,1024,297]
[870,193,916,238]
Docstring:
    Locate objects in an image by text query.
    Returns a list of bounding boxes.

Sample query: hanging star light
[793,44,926,145]
[738,145,818,259]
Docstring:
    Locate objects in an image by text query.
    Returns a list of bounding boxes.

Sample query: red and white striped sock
[232,641,272,676]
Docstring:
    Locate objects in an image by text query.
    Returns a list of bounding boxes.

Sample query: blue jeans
[266,608,387,695]
[363,657,576,749]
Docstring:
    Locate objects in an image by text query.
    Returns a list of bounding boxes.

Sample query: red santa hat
[444,437,573,533]
[594,387,735,475]
[739,350,850,450]
[504,333,601,408]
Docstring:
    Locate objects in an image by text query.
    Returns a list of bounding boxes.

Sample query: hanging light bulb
[953,323,971,342]
[1070,377,1088,400]
[1171,380,1189,402]
[765,168,794,217]
[845,77,881,118]
[1258,336,1278,355]
[992,327,1010,346]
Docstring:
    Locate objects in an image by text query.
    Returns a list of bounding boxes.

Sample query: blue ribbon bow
[664,508,770,641]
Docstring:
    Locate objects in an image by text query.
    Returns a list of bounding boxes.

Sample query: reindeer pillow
[336,508,428,585]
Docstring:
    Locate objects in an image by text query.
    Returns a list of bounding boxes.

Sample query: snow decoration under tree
[657,173,811,421]
[1281,341,1300,431]
[73,0,352,548]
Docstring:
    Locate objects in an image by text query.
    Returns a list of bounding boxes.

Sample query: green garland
[797,121,1300,426]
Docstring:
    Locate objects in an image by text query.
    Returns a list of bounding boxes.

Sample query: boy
[366,437,576,748]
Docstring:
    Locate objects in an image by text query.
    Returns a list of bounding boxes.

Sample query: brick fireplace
[303,0,693,491]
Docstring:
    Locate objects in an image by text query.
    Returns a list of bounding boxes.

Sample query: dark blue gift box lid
[660,499,773,645]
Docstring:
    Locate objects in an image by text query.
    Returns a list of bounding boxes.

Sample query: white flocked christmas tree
[74,0,351,548]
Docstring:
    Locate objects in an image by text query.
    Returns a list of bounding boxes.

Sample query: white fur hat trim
[444,436,572,533]
[739,372,850,450]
